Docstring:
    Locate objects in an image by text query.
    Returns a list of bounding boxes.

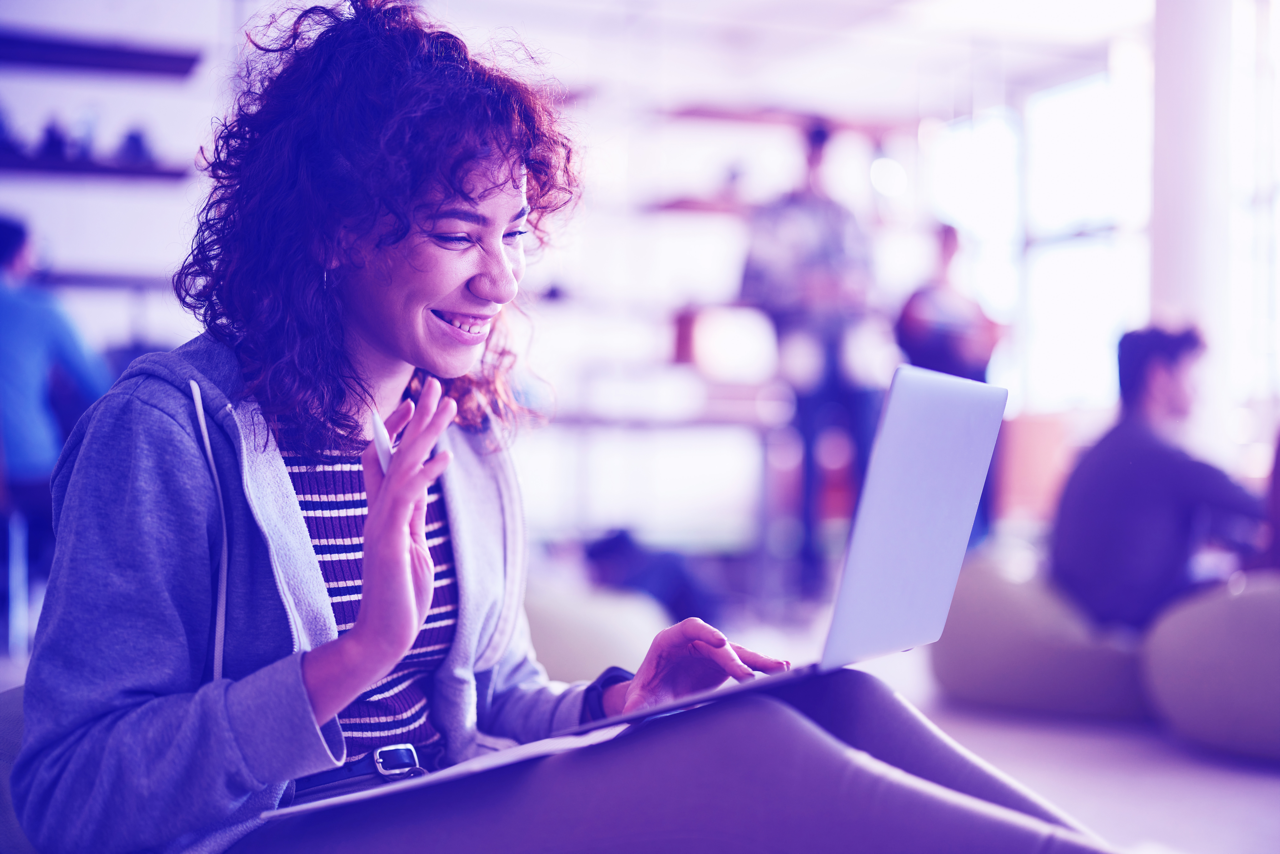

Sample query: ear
[333,223,368,269]
[1143,359,1174,406]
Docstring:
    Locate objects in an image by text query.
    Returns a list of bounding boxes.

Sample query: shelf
[0,151,188,179]
[0,29,199,77]
[34,271,172,291]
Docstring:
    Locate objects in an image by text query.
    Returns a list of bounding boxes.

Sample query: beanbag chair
[1142,570,1280,761]
[931,545,1150,719]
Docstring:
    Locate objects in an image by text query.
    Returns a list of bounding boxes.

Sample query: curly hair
[174,0,576,457]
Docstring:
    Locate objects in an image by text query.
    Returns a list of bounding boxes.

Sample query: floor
[734,617,1280,854]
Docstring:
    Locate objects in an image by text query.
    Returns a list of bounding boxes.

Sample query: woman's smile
[430,309,496,339]
[340,174,528,388]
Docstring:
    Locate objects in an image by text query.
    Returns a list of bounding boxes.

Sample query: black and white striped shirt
[285,453,459,764]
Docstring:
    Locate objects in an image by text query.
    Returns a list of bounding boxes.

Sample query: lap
[235,672,1115,854]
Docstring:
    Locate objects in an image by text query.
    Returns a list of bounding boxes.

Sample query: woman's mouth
[432,310,493,335]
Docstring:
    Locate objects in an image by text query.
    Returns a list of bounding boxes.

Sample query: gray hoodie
[12,335,585,854]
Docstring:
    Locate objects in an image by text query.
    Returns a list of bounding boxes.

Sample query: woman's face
[340,170,528,384]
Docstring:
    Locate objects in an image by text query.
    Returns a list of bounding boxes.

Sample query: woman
[13,3,1118,853]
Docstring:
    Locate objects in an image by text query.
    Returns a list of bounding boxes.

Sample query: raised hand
[302,378,455,725]
[606,618,791,717]
[354,377,456,665]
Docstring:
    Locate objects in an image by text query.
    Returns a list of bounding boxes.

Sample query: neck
[1130,403,1185,445]
[353,357,416,440]
[341,320,418,438]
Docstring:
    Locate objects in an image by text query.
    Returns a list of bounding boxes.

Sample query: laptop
[562,363,1007,732]
[263,364,1006,819]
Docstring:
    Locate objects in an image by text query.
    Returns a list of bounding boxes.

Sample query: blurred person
[1051,328,1265,632]
[895,224,999,383]
[584,529,722,624]
[895,223,1001,543]
[0,216,110,612]
[12,5,1118,854]
[740,119,880,598]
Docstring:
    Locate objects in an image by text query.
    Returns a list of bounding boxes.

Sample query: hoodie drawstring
[190,380,230,682]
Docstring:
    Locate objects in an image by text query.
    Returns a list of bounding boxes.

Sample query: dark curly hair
[174,0,576,456]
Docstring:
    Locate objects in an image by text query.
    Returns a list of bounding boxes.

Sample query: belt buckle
[373,743,420,780]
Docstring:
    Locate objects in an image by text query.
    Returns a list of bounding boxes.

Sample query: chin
[418,352,485,381]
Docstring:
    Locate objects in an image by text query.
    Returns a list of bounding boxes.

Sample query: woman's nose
[471,243,521,305]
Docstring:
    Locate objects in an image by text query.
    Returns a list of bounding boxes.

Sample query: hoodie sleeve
[475,607,589,742]
[11,384,343,854]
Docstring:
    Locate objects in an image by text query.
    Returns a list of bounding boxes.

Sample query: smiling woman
[171,3,575,454]
[9,2,1121,854]
[339,176,529,397]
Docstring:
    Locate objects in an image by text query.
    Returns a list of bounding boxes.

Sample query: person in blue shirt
[0,216,111,597]
[1051,328,1265,631]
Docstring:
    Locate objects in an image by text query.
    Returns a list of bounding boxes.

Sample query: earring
[323,268,329,290]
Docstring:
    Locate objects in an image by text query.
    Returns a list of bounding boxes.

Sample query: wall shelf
[0,29,199,77]
[34,270,172,291]
[0,151,187,179]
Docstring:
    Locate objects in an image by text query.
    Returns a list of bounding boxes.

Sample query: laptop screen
[820,365,1007,670]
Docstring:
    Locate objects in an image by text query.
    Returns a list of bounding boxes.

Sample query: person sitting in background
[0,216,111,611]
[584,529,722,625]
[1051,327,1265,632]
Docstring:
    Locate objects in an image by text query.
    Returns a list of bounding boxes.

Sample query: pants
[233,669,1116,853]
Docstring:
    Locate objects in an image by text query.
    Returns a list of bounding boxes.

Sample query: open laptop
[264,364,1006,819]
[562,363,1007,733]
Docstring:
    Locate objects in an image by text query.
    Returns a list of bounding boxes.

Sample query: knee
[696,693,808,733]
[766,666,894,712]
[820,667,897,704]
[653,693,826,754]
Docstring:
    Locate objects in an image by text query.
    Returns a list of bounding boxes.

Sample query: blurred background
[1,1,1279,852]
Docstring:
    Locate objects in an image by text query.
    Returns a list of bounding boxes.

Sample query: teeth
[441,314,488,334]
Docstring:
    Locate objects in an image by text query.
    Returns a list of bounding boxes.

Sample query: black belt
[295,743,423,793]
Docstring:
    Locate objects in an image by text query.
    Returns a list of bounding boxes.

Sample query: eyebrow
[432,205,530,227]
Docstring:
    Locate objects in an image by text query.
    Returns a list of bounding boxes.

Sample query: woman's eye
[432,234,473,248]
[503,229,529,244]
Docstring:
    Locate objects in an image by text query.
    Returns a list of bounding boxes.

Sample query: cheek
[512,246,528,282]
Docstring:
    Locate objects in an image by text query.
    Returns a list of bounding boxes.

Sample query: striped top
[284,453,459,765]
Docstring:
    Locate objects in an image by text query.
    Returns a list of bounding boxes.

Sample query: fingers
[401,378,443,446]
[667,617,727,649]
[365,380,455,518]
[366,397,414,499]
[383,398,415,438]
[669,619,789,680]
[691,638,755,682]
[378,379,456,488]
[407,449,451,493]
[395,395,456,473]
[731,643,791,675]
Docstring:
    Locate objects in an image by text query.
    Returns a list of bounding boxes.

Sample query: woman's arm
[13,384,342,854]
[301,380,455,724]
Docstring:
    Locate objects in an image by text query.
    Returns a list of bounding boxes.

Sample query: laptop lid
[819,365,1007,670]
